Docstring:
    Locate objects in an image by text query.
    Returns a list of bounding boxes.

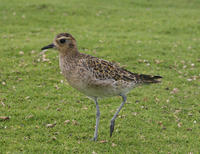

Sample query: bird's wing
[81,54,137,82]
[81,54,162,83]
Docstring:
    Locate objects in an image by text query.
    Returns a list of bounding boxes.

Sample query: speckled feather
[79,54,162,83]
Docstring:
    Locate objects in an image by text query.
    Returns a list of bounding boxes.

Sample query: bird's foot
[91,136,98,141]
[110,120,115,137]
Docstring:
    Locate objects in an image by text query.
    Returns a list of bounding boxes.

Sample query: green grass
[0,0,200,153]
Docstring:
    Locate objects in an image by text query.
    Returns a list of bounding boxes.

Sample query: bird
[41,32,162,141]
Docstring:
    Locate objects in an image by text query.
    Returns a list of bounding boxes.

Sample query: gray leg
[110,94,127,137]
[92,97,100,141]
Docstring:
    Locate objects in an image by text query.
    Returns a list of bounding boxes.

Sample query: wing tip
[139,74,163,83]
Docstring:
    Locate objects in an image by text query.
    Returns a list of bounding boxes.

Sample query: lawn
[0,0,200,153]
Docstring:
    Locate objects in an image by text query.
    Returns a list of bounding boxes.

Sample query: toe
[91,137,97,141]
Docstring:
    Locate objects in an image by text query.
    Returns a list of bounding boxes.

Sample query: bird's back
[79,53,162,83]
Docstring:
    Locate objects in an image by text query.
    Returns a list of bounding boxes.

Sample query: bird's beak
[41,43,55,50]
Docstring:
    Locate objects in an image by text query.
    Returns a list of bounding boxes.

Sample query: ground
[0,0,200,153]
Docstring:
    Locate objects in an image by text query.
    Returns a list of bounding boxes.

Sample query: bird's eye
[60,39,66,44]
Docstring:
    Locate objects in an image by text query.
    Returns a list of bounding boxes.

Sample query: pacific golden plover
[41,33,162,141]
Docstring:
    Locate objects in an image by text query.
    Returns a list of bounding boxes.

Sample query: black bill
[41,43,55,50]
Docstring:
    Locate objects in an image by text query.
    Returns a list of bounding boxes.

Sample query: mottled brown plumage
[83,54,162,83]
[41,32,162,141]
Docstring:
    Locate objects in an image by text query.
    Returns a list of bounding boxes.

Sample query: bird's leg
[110,94,127,137]
[91,97,100,141]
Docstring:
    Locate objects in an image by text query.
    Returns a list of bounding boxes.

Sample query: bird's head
[41,33,77,54]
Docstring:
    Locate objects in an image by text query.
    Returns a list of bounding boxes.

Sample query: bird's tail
[139,74,162,84]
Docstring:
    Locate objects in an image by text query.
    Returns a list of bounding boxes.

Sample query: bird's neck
[59,47,80,81]
[59,47,80,59]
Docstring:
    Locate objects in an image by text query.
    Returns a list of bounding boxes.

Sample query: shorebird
[41,33,162,141]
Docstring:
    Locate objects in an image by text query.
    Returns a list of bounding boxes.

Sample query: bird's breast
[59,57,90,91]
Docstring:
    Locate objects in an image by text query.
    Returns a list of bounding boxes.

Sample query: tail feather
[139,74,162,83]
